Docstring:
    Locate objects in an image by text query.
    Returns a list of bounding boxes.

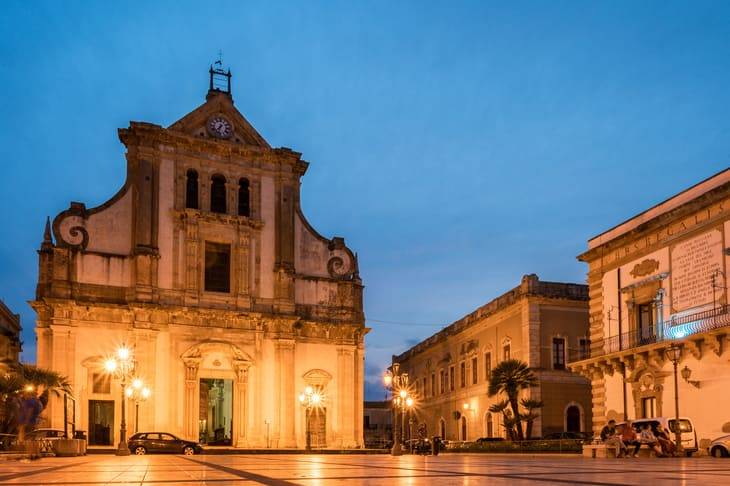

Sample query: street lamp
[383,363,411,456]
[665,344,683,453]
[105,345,136,456]
[298,385,322,452]
[125,379,151,434]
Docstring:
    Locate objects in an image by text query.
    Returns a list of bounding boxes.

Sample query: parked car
[541,432,591,442]
[26,428,67,440]
[0,434,17,451]
[128,432,202,455]
[475,437,506,444]
[618,417,698,456]
[709,435,730,458]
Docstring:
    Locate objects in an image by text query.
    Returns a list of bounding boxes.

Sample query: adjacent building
[394,274,591,441]
[0,300,21,369]
[363,401,393,448]
[569,168,730,447]
[32,68,366,448]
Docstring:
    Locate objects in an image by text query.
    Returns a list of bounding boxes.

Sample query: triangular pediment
[168,90,270,148]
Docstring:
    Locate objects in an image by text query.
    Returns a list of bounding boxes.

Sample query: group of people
[600,419,678,458]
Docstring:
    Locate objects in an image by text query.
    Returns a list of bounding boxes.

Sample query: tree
[520,398,545,439]
[488,399,514,440]
[487,359,537,440]
[0,364,71,435]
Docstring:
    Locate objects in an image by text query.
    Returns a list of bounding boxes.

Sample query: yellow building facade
[32,71,366,449]
[570,168,730,450]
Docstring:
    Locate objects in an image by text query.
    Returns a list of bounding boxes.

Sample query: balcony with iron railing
[569,304,730,363]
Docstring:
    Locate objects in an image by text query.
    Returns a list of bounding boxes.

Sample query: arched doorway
[460,417,467,441]
[439,418,446,439]
[566,405,581,433]
[485,413,493,438]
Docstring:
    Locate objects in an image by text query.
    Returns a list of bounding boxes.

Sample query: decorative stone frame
[628,366,668,419]
[551,334,568,371]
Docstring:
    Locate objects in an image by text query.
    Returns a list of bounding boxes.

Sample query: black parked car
[128,432,202,455]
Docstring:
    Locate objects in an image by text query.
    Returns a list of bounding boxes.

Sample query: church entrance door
[89,400,114,445]
[199,378,233,445]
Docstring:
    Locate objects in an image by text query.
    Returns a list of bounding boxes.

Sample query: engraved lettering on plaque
[670,229,723,312]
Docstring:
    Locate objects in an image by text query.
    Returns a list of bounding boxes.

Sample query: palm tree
[488,359,537,440]
[488,399,514,440]
[0,364,71,435]
[520,398,544,439]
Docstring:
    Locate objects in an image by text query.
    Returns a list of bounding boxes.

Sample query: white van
[618,417,698,456]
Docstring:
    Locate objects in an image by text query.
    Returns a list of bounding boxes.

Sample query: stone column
[275,339,296,447]
[354,342,365,448]
[182,358,200,441]
[232,360,250,447]
[337,346,356,448]
[521,300,542,437]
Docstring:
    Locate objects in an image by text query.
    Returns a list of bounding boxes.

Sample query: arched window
[439,418,446,439]
[185,169,198,209]
[238,178,250,217]
[486,413,493,438]
[566,405,581,433]
[210,175,227,214]
[460,416,467,441]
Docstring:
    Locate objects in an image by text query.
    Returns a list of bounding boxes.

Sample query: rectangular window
[204,242,231,293]
[471,357,478,384]
[460,362,466,388]
[485,352,492,381]
[579,338,591,360]
[449,366,455,391]
[440,370,445,394]
[92,373,111,394]
[503,344,510,361]
[431,373,436,397]
[552,338,566,370]
[422,378,426,398]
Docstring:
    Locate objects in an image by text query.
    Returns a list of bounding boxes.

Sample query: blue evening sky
[0,1,727,399]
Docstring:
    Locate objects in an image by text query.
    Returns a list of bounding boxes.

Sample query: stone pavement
[1,453,730,485]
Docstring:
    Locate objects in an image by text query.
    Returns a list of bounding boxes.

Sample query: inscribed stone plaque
[670,229,723,312]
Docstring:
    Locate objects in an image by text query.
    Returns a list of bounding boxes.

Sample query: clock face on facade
[207,116,233,139]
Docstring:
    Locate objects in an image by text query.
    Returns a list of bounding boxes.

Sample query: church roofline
[393,274,588,364]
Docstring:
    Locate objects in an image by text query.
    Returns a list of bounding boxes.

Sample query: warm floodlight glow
[141,387,151,399]
[24,384,34,392]
[299,393,306,403]
[463,402,470,410]
[105,358,117,373]
[406,397,414,408]
[305,385,313,396]
[132,378,143,390]
[311,392,322,405]
[383,371,393,386]
[117,347,130,360]
[399,389,407,399]
[125,387,133,398]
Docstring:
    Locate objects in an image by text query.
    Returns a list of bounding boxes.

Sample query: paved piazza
[1,454,730,485]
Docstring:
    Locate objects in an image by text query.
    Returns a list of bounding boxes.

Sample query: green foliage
[487,359,538,440]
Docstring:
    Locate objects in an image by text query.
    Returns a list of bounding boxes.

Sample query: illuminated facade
[570,169,730,447]
[0,299,21,369]
[394,275,592,440]
[32,69,366,448]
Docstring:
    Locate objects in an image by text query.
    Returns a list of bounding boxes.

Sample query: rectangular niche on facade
[205,242,231,293]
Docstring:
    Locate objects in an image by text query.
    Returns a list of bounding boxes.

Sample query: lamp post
[383,363,412,456]
[105,346,135,456]
[665,344,683,453]
[125,378,151,434]
[298,385,322,452]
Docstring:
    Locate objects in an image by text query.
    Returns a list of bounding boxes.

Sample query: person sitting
[638,424,665,457]
[620,420,641,458]
[655,426,677,457]
[600,419,628,458]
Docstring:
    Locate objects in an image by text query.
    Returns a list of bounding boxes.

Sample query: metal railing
[570,305,730,362]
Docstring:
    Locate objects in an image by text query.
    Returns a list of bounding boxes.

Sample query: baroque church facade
[32,69,366,448]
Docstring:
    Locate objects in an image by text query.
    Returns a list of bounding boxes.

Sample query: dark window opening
[185,170,199,209]
[460,362,466,388]
[553,338,566,370]
[503,345,511,361]
[579,338,591,360]
[238,178,250,217]
[210,175,227,214]
[485,352,492,381]
[431,373,436,397]
[471,357,478,384]
[204,242,231,293]
[449,366,455,391]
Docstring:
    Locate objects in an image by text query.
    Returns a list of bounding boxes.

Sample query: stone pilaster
[337,346,356,447]
[182,358,200,441]
[275,339,296,447]
[233,361,250,447]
